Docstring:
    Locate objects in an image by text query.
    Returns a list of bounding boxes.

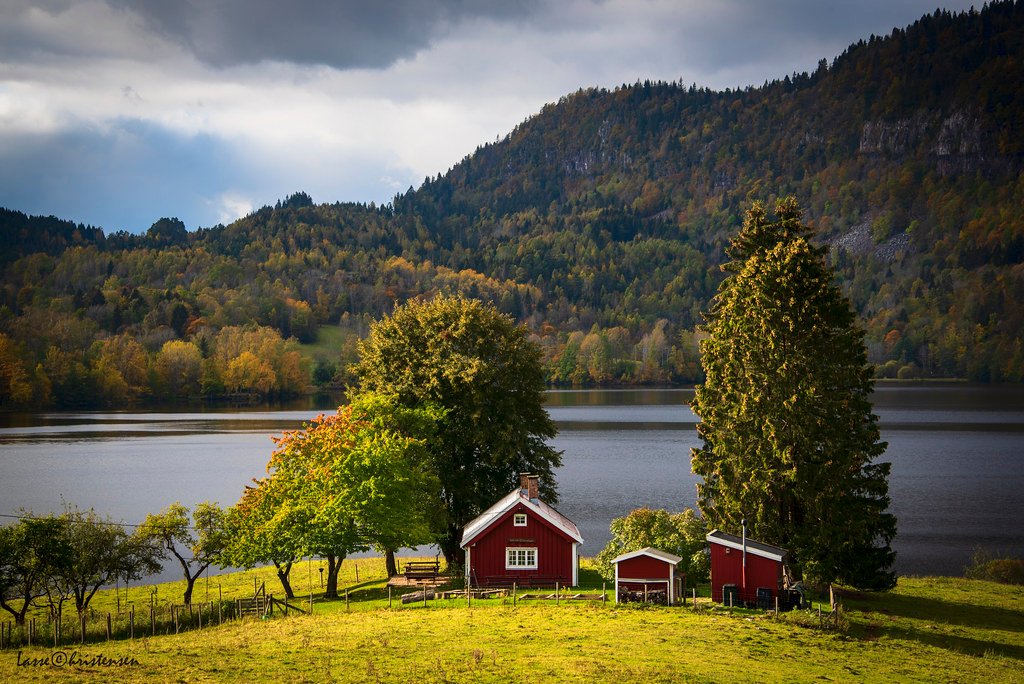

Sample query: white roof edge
[461,488,583,548]
[706,529,786,562]
[611,546,684,565]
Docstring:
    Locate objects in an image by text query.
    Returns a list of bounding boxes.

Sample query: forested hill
[2,3,1024,409]
[395,2,1024,378]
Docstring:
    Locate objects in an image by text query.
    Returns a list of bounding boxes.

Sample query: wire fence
[0,600,241,649]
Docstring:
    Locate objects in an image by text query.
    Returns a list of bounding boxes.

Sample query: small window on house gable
[513,513,527,527]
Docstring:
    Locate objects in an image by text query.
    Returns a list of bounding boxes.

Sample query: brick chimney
[520,473,539,501]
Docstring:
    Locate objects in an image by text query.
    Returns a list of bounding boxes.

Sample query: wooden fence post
[556,582,560,605]
[198,603,203,630]
[513,582,517,607]
[388,586,392,609]
[603,582,606,604]
[80,613,86,644]
[106,613,111,640]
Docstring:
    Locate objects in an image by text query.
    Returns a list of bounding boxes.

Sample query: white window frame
[505,547,538,570]
[513,513,527,527]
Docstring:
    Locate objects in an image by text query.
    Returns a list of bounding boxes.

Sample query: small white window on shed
[513,513,527,527]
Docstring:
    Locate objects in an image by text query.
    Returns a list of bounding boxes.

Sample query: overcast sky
[0,0,978,233]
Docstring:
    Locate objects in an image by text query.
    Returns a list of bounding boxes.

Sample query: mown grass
[2,566,1021,683]
[295,323,355,370]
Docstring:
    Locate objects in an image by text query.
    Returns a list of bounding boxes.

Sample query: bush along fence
[0,599,242,649]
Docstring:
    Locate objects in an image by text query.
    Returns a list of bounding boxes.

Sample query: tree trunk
[274,560,295,599]
[183,576,196,606]
[385,549,398,578]
[439,526,464,569]
[0,599,29,626]
[325,553,344,599]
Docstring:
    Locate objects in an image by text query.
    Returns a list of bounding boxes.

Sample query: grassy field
[1,560,1021,682]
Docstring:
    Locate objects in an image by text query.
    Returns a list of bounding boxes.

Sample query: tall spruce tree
[691,198,896,590]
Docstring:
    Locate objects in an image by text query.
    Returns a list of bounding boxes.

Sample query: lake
[1,384,1021,579]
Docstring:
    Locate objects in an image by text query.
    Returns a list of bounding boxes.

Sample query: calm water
[1,384,1021,578]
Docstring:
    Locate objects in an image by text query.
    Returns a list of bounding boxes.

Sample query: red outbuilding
[461,474,583,587]
[612,547,684,605]
[707,529,788,609]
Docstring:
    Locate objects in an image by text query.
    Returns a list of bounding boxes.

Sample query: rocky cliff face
[859,108,992,175]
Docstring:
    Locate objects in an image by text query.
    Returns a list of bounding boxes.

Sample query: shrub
[964,548,1024,585]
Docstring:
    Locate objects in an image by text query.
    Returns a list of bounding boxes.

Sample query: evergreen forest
[2,2,1024,409]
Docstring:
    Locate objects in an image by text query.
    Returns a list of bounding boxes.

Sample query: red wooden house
[611,547,684,605]
[461,474,583,587]
[707,529,788,609]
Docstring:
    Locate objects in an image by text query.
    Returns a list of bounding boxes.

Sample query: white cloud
[212,193,255,226]
[0,0,983,231]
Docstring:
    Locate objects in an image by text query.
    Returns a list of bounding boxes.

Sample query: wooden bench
[403,560,441,580]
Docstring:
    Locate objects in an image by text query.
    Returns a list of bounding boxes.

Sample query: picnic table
[403,560,441,580]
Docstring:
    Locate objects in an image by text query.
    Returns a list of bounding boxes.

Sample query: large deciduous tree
[269,393,439,598]
[691,198,896,590]
[351,294,561,564]
[136,502,230,605]
[226,393,439,598]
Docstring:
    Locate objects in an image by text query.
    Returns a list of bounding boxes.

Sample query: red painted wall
[466,501,574,585]
[616,555,672,580]
[709,543,783,604]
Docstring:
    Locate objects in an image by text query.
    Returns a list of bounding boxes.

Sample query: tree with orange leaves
[225,393,441,598]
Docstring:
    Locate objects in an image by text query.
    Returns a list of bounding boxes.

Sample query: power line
[0,511,189,530]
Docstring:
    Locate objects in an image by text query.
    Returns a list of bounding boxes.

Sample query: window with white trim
[506,547,537,569]
[513,513,527,527]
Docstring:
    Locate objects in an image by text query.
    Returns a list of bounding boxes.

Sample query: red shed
[707,529,787,608]
[611,547,684,605]
[461,474,583,587]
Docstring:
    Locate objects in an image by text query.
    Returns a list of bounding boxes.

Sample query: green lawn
[2,564,1021,683]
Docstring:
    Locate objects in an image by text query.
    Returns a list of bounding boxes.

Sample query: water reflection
[0,384,1021,578]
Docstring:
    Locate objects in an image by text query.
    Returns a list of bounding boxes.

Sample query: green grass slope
[1,567,1020,683]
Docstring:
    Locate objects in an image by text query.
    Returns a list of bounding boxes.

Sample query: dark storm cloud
[655,0,976,83]
[110,0,541,69]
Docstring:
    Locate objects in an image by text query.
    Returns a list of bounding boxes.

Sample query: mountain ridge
[2,1,1023,408]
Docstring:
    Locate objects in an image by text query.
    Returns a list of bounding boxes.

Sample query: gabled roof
[706,529,787,562]
[460,487,583,547]
[611,546,683,565]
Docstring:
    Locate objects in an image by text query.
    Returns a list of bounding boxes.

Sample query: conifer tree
[691,198,896,590]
